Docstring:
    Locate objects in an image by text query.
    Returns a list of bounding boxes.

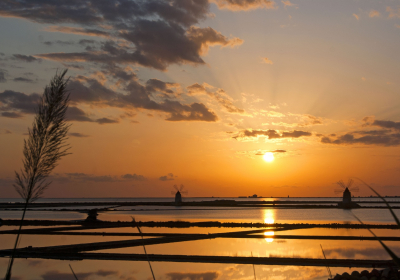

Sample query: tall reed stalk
[4,70,71,280]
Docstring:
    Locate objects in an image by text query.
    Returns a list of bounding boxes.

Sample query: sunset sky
[0,0,400,198]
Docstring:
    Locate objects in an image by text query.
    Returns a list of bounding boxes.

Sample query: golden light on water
[264,231,275,243]
[263,209,275,242]
[263,152,275,162]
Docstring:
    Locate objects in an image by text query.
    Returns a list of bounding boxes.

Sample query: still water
[1,198,400,280]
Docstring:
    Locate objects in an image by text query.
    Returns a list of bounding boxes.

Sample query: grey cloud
[66,106,93,122]
[0,90,40,114]
[372,119,400,131]
[12,54,40,62]
[2,0,241,70]
[1,111,24,118]
[69,132,90,137]
[121,173,147,181]
[96,117,119,124]
[39,23,241,70]
[321,117,400,146]
[166,272,220,280]
[63,173,118,183]
[159,173,174,181]
[255,149,286,155]
[43,40,74,46]
[233,129,311,140]
[321,132,400,146]
[69,73,218,122]
[13,77,35,83]
[0,69,6,82]
[146,79,179,97]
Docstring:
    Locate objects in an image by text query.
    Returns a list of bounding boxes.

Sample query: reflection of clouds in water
[166,271,219,280]
[324,246,400,259]
[41,269,121,280]
[221,264,324,280]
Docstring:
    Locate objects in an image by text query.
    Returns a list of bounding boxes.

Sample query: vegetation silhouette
[4,70,71,280]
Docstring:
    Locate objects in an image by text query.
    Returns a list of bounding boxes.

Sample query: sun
[263,152,275,162]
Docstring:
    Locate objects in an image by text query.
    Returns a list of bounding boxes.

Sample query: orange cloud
[369,10,380,18]
[211,0,276,11]
[282,1,295,8]
[353,13,359,20]
[262,57,274,64]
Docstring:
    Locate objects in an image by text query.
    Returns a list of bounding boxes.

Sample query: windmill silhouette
[335,179,359,207]
[171,184,188,204]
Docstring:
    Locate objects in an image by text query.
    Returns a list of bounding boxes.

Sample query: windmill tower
[171,184,188,204]
[335,179,359,209]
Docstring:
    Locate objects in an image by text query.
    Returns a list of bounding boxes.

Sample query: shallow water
[1,198,399,280]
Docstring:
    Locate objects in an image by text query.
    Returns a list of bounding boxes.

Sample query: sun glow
[263,209,275,242]
[263,152,274,162]
[264,231,275,243]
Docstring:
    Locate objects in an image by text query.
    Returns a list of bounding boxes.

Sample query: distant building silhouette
[175,191,182,204]
[343,187,351,204]
[338,187,360,209]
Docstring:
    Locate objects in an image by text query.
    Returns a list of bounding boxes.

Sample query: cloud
[66,106,94,122]
[320,131,400,146]
[42,40,75,46]
[187,83,244,114]
[1,71,219,123]
[210,0,276,11]
[96,117,120,124]
[45,26,111,38]
[67,70,218,122]
[0,90,40,114]
[281,1,295,8]
[1,111,24,118]
[233,129,312,140]
[255,149,286,155]
[159,173,175,181]
[121,173,147,181]
[39,25,242,71]
[371,119,400,130]
[166,272,220,280]
[2,0,242,71]
[51,172,147,183]
[69,132,90,137]
[13,77,35,83]
[12,54,40,62]
[0,69,6,82]
[321,118,400,146]
[387,6,400,18]
[262,57,273,64]
[369,10,380,18]
[353,13,359,20]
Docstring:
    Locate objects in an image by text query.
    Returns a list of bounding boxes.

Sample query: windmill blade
[179,184,185,192]
[349,186,359,192]
[173,184,179,191]
[347,179,354,188]
[337,180,346,189]
[334,189,343,194]
[181,191,188,195]
[171,191,176,195]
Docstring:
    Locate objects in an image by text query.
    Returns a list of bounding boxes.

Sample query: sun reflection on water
[263,209,275,242]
